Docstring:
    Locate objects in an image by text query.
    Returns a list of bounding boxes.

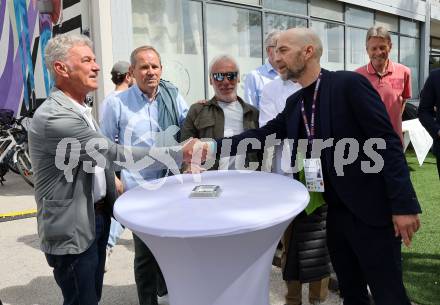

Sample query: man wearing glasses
[244,31,280,109]
[181,55,259,171]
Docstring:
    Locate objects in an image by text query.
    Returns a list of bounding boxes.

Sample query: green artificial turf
[403,152,440,305]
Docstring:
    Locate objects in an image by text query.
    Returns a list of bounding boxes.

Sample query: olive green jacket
[181,96,260,170]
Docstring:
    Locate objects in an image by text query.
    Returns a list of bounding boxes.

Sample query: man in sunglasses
[181,55,260,171]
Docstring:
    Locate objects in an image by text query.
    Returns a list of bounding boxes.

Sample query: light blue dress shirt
[243,60,279,109]
[100,83,188,190]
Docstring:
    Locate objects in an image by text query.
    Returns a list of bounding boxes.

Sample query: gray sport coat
[29,88,182,255]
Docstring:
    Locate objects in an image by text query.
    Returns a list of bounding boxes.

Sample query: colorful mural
[0,0,81,116]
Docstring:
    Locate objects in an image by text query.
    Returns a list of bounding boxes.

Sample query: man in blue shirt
[243,30,280,108]
[100,45,188,305]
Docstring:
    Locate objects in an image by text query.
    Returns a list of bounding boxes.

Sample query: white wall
[89,0,114,117]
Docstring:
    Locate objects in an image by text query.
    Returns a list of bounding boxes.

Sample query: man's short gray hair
[44,33,93,78]
[208,55,240,75]
[366,26,391,47]
[264,30,282,49]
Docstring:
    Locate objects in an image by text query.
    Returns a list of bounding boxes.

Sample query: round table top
[114,170,309,238]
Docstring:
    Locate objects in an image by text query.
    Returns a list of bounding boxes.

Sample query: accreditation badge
[303,158,325,192]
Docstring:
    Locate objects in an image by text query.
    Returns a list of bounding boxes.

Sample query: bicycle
[0,109,34,187]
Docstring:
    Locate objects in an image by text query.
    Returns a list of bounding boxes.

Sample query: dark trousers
[437,156,440,179]
[45,213,110,305]
[133,233,167,305]
[326,205,411,305]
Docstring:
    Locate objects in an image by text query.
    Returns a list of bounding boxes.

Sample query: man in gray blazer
[28,33,204,305]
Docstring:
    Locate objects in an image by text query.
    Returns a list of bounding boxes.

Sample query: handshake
[182,138,214,173]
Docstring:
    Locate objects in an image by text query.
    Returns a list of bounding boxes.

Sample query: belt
[94,198,107,215]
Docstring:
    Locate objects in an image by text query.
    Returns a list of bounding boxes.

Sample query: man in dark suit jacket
[419,69,440,179]
[213,28,421,305]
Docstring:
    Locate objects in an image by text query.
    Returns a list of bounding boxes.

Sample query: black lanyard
[300,73,322,146]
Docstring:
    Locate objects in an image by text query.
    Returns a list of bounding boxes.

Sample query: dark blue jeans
[45,213,110,305]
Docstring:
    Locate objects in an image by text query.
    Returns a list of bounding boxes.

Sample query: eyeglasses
[212,72,238,82]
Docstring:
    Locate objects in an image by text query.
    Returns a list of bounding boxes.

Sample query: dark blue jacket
[419,68,440,158]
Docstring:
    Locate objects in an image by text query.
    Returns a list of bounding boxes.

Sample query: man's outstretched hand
[182,138,210,165]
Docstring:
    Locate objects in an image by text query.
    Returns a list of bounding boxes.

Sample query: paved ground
[0,171,343,305]
[0,172,35,215]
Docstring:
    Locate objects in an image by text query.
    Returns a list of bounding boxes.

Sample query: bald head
[278,28,323,60]
[274,28,323,86]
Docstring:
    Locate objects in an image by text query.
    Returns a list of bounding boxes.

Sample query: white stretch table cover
[402,119,433,165]
[114,170,309,305]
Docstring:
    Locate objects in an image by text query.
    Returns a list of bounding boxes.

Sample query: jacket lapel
[319,69,331,140]
[50,88,93,129]
[286,93,301,140]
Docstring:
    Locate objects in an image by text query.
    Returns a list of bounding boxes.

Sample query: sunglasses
[212,72,238,82]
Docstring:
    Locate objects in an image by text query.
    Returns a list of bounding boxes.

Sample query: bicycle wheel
[15,149,34,187]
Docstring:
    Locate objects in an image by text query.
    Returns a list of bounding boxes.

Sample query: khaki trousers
[285,277,329,305]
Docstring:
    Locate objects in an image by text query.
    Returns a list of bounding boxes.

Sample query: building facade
[2,0,440,116]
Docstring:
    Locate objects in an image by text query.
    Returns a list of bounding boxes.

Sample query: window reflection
[263,0,307,15]
[131,0,204,103]
[400,19,420,38]
[265,13,307,33]
[390,34,398,63]
[375,12,398,33]
[345,6,374,28]
[310,20,344,70]
[206,4,262,98]
[400,37,420,96]
[310,0,343,22]
[346,27,369,71]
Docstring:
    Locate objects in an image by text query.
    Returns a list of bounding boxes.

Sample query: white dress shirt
[69,97,107,203]
[259,78,302,175]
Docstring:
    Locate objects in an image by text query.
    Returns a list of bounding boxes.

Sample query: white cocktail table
[114,170,309,305]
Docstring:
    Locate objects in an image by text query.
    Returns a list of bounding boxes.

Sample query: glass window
[226,0,261,6]
[400,37,420,97]
[131,0,204,103]
[375,12,398,33]
[310,20,344,70]
[263,0,307,16]
[400,19,420,37]
[206,4,262,98]
[390,34,398,63]
[345,6,374,28]
[265,13,307,33]
[310,0,343,22]
[346,27,369,71]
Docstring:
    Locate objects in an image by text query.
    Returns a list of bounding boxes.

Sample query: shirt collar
[366,59,395,76]
[67,95,92,116]
[133,83,161,102]
[264,59,277,74]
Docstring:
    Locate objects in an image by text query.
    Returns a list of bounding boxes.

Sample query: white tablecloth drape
[402,119,433,166]
[114,170,309,305]
[114,170,309,238]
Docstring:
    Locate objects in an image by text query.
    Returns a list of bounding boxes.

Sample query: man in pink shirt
[356,26,411,144]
